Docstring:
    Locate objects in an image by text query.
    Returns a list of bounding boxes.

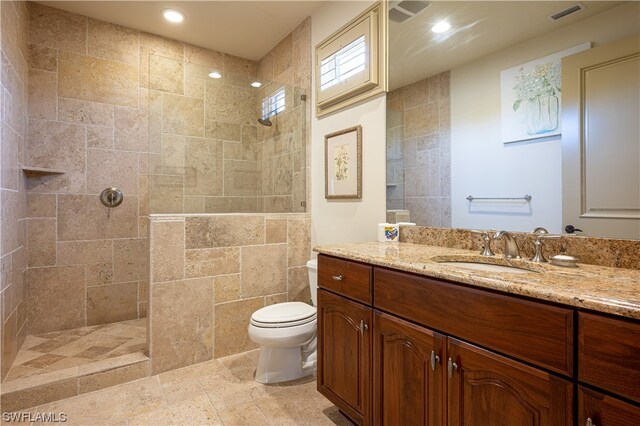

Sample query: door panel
[317,289,372,425]
[373,311,445,426]
[562,34,640,239]
[447,338,572,426]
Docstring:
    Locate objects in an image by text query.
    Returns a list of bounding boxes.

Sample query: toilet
[248,259,318,384]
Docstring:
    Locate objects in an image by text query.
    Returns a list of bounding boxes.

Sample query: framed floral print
[500,42,590,143]
[325,125,362,199]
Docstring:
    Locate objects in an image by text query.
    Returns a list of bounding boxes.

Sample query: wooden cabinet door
[579,386,640,426]
[317,289,372,425]
[447,338,572,426]
[373,311,445,426]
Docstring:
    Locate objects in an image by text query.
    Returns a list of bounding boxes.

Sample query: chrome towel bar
[466,195,532,202]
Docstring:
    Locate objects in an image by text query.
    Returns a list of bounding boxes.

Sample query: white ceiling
[38,1,325,61]
[390,1,624,89]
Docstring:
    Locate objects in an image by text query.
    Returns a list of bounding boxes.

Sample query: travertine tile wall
[148,17,311,214]
[148,213,311,375]
[256,18,311,213]
[386,72,452,226]
[1,0,29,381]
[24,3,155,336]
[147,46,261,214]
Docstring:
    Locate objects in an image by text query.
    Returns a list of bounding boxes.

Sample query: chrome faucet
[493,231,521,259]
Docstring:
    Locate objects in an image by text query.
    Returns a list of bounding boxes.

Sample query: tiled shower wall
[24,3,155,336]
[1,0,29,380]
[149,17,311,214]
[256,18,311,213]
[147,47,261,214]
[148,213,311,375]
[386,71,452,226]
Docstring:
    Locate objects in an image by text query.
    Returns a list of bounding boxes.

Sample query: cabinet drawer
[374,267,574,376]
[579,312,640,403]
[318,255,372,305]
[579,386,640,426]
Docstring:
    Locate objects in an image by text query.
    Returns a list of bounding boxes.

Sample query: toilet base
[254,346,316,384]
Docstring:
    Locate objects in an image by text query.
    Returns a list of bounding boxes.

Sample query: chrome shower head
[257,117,272,127]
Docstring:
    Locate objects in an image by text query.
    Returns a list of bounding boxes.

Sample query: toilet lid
[251,302,317,328]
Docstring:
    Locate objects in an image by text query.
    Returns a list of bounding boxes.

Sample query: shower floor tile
[4,319,146,383]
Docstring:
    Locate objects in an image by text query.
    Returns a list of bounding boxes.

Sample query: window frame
[315,2,388,117]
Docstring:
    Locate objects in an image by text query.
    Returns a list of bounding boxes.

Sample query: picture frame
[500,42,591,144]
[325,125,362,199]
[315,2,387,117]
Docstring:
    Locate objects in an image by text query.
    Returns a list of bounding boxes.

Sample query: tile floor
[5,319,147,382]
[8,351,352,426]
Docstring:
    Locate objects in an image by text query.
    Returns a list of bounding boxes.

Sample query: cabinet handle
[586,418,595,426]
[430,351,440,371]
[447,357,458,378]
[359,320,368,334]
[332,275,343,281]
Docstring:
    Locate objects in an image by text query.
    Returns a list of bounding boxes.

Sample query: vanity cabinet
[317,255,373,425]
[578,386,640,426]
[316,254,639,426]
[373,311,445,426]
[447,338,572,426]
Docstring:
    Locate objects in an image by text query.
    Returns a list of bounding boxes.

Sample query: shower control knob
[100,188,124,208]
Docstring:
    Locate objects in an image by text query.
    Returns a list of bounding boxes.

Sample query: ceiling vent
[389,0,431,23]
[549,3,586,21]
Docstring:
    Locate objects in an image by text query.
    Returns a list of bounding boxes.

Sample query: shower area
[146,53,308,215]
[1,2,310,410]
[145,43,311,376]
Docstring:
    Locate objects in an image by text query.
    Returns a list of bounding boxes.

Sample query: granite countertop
[314,242,640,320]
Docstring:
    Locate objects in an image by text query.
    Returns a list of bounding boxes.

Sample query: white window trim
[315,2,388,117]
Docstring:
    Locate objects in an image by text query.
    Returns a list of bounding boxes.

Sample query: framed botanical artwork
[500,42,590,144]
[325,125,362,199]
[315,2,387,117]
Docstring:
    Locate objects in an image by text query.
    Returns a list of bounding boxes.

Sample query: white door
[562,34,640,239]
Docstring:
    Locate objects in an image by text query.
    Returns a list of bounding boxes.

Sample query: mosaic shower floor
[4,319,146,383]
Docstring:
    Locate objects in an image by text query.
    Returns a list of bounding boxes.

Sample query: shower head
[257,117,272,127]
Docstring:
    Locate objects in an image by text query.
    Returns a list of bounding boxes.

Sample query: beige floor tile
[253,381,348,426]
[21,354,67,369]
[3,365,42,381]
[44,357,92,372]
[216,400,270,426]
[12,349,45,366]
[129,394,222,426]
[198,361,279,411]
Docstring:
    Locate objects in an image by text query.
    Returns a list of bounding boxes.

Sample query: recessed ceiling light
[163,9,185,23]
[208,71,222,79]
[251,81,262,88]
[431,21,451,34]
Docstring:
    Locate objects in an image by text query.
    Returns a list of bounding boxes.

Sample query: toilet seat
[250,302,317,328]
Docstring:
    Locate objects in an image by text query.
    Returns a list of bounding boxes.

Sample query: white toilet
[248,259,318,384]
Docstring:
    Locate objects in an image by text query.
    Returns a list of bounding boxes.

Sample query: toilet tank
[306,259,318,306]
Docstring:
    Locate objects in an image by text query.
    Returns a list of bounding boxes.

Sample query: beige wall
[25,3,156,335]
[149,17,311,215]
[256,18,311,213]
[147,45,260,214]
[311,1,387,248]
[148,213,311,375]
[1,0,29,381]
[386,71,451,227]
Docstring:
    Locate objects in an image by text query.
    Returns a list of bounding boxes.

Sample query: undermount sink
[436,260,537,274]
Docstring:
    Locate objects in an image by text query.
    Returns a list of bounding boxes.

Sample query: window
[261,87,285,119]
[320,35,366,91]
[315,2,387,117]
